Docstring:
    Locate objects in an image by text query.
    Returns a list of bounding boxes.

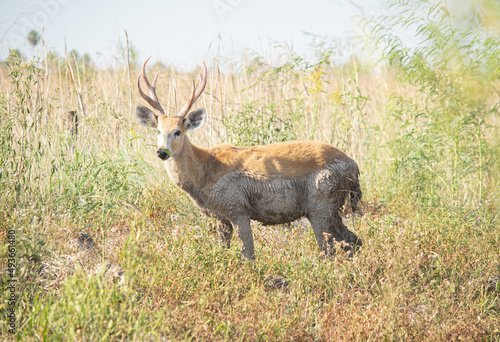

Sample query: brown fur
[137,92,362,261]
[157,116,348,179]
[208,141,349,178]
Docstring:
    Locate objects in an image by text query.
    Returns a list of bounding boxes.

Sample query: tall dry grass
[0,1,499,340]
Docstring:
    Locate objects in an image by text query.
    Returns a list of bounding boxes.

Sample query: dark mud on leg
[330,215,362,256]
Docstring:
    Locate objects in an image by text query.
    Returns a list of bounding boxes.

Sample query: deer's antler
[137,57,165,115]
[176,62,207,118]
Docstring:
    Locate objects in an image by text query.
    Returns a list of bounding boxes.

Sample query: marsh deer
[135,57,362,260]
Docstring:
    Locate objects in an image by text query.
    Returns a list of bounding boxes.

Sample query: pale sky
[0,0,386,69]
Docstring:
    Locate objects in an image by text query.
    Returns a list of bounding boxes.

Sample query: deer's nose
[157,148,169,160]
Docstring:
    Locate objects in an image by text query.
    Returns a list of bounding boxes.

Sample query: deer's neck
[165,136,212,191]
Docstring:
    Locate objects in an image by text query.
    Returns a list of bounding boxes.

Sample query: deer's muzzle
[157,148,169,160]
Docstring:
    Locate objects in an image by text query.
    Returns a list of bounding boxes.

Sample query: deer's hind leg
[329,214,362,255]
[307,208,336,256]
[307,205,362,256]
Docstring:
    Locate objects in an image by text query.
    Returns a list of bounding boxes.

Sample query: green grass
[1,1,499,339]
[4,191,498,340]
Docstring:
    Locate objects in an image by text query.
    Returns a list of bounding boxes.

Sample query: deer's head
[135,57,207,160]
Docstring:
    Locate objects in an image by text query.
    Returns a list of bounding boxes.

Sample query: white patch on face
[166,133,173,153]
[156,129,178,156]
[157,132,167,150]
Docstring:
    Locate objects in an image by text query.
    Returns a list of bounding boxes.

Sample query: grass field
[1,1,499,340]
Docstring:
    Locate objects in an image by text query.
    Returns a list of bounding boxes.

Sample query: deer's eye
[174,130,181,138]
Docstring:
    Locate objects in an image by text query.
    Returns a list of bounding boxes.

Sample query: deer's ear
[135,105,158,129]
[184,108,206,130]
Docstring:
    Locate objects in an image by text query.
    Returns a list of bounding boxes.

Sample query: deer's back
[208,141,353,178]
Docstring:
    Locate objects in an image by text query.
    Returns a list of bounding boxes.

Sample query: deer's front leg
[230,215,255,260]
[216,219,233,248]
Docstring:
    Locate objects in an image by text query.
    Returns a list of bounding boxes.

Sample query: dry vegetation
[1,1,499,340]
